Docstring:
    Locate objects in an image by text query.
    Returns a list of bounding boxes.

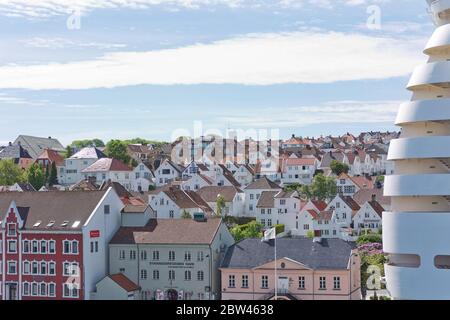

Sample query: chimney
[48,136,52,139]
[371,194,376,202]
[8,141,12,146]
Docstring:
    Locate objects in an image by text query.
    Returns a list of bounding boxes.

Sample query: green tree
[71,139,105,149]
[216,195,226,217]
[0,159,25,185]
[44,163,50,184]
[306,230,315,239]
[64,145,73,158]
[330,160,350,176]
[283,183,302,192]
[27,163,45,190]
[181,209,192,219]
[48,162,58,186]
[301,173,337,201]
[230,221,263,242]
[357,233,382,245]
[106,140,131,164]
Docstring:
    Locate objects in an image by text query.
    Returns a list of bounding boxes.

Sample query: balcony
[407,61,450,90]
[385,174,450,196]
[388,136,450,160]
[395,99,450,125]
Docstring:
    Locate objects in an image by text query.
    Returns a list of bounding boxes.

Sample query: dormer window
[47,221,55,228]
[61,221,69,227]
[33,221,42,228]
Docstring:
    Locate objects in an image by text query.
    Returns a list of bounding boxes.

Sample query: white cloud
[0,0,391,18]
[20,37,127,50]
[0,31,425,90]
[219,100,401,128]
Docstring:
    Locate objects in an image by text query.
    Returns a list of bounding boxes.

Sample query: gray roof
[244,176,281,190]
[0,144,32,160]
[221,238,356,270]
[14,135,64,159]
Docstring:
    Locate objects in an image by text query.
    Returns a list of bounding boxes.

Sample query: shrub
[357,233,382,245]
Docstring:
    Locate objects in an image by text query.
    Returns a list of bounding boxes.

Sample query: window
[141,250,147,260]
[129,250,136,260]
[32,261,38,274]
[298,276,305,289]
[319,277,326,290]
[169,210,174,218]
[40,261,47,275]
[63,240,70,254]
[119,250,126,260]
[185,270,191,281]
[304,224,309,230]
[49,283,56,297]
[261,209,265,214]
[261,219,265,227]
[7,261,17,274]
[23,261,30,274]
[32,283,38,296]
[40,283,47,296]
[153,251,159,261]
[7,223,16,236]
[261,275,268,289]
[334,277,341,290]
[23,283,30,296]
[250,194,254,200]
[242,275,249,288]
[197,251,204,262]
[49,240,56,254]
[228,275,236,288]
[197,271,204,281]
[169,270,175,280]
[104,205,110,214]
[90,241,98,253]
[40,240,47,254]
[169,251,175,261]
[153,270,160,280]
[249,204,253,211]
[72,241,79,254]
[49,262,56,275]
[185,251,191,261]
[63,262,79,276]
[8,240,17,253]
[140,269,147,280]
[280,200,286,205]
[63,283,79,298]
[267,209,272,214]
[23,240,30,253]
[267,219,272,227]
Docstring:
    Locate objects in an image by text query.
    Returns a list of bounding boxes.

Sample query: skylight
[72,221,81,228]
[47,221,55,227]
[33,221,42,227]
[61,221,69,227]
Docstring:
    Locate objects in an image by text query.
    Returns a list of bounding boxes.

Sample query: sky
[0,0,435,145]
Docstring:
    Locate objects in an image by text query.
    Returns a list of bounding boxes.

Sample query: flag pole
[274,229,277,300]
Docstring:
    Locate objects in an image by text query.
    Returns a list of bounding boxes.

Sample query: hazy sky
[0,0,434,145]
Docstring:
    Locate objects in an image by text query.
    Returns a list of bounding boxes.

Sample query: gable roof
[311,200,327,211]
[110,218,222,245]
[15,183,36,192]
[69,179,99,191]
[340,195,361,211]
[0,144,32,160]
[197,186,241,203]
[221,238,356,270]
[256,191,278,208]
[0,190,110,231]
[70,147,106,160]
[14,135,64,159]
[244,176,281,190]
[82,158,132,173]
[367,200,385,218]
[353,188,390,207]
[108,274,141,292]
[338,173,374,189]
[36,149,64,166]
[162,187,212,212]
[218,164,241,188]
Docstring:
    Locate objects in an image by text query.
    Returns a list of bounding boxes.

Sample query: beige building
[220,238,361,300]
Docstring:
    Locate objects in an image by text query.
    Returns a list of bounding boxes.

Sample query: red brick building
[0,189,124,300]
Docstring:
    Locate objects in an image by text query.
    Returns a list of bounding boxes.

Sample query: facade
[280,155,317,186]
[0,189,123,300]
[384,0,450,300]
[197,186,245,217]
[131,162,155,192]
[220,238,361,300]
[244,177,282,217]
[94,273,140,300]
[81,158,133,191]
[154,159,184,187]
[352,201,383,235]
[109,218,235,300]
[60,147,107,185]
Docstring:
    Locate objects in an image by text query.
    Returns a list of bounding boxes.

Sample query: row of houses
[0,187,361,301]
